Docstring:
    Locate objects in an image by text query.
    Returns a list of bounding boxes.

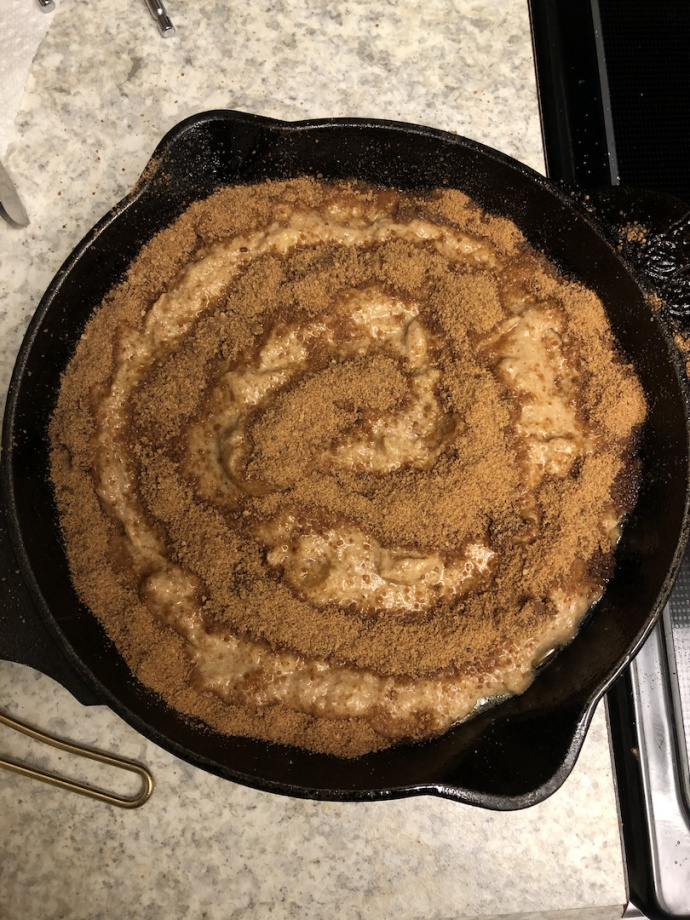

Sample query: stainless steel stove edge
[609,604,690,919]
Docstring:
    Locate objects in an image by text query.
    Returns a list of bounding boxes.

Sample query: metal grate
[667,555,690,802]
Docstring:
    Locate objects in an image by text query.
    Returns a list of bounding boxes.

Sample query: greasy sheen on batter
[50,178,647,758]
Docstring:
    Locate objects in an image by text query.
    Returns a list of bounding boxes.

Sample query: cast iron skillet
[3,110,690,809]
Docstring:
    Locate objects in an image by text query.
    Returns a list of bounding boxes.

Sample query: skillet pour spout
[2,110,690,809]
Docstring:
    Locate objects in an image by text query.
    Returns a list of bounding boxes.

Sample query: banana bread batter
[50,178,646,756]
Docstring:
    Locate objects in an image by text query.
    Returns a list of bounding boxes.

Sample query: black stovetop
[530,2,690,917]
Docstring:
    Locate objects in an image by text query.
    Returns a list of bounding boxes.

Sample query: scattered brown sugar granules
[49,177,647,758]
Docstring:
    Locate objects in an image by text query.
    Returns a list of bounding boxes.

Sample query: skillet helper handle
[567,185,690,344]
[0,708,154,808]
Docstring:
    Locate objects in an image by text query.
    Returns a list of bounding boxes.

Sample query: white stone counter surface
[0,2,627,919]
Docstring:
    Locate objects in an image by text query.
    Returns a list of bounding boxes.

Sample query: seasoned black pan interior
[3,111,689,808]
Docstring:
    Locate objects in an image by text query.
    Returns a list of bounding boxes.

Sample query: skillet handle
[0,708,154,808]
[560,184,690,346]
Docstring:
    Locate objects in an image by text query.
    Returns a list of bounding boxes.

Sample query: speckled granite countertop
[0,2,627,919]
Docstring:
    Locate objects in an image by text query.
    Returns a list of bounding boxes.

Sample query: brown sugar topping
[50,178,647,757]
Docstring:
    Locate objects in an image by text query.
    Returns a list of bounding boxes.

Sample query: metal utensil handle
[0,159,30,227]
[144,0,175,36]
[0,709,154,808]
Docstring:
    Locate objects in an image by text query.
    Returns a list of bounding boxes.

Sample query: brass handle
[0,709,154,808]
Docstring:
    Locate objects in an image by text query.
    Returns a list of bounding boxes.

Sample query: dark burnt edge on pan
[561,184,690,332]
[2,109,690,808]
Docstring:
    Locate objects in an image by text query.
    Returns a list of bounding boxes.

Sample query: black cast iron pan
[3,110,690,809]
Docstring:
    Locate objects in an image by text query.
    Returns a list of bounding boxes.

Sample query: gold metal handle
[0,709,154,808]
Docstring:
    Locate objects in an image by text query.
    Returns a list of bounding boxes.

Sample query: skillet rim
[3,109,690,808]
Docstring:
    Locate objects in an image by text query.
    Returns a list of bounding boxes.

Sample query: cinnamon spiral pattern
[52,180,646,755]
